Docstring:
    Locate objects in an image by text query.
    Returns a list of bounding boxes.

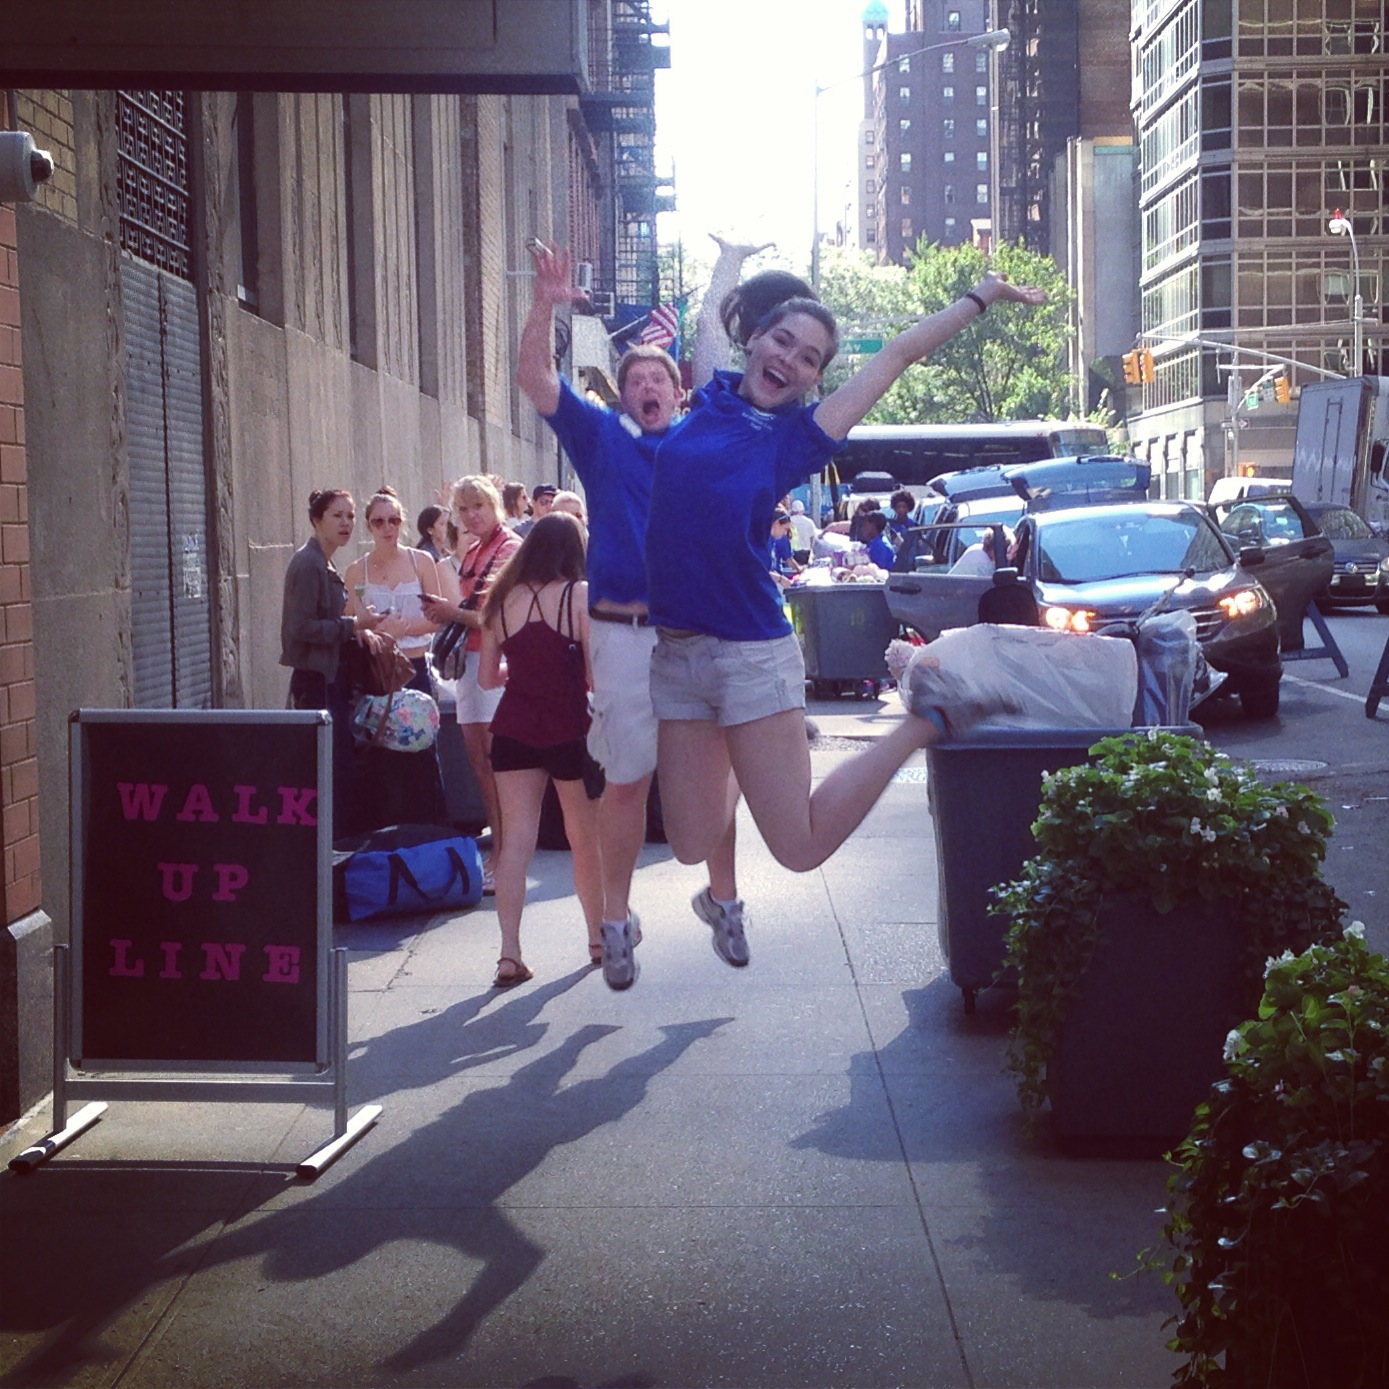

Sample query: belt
[589,608,649,627]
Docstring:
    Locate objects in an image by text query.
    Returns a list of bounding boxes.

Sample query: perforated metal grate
[117,90,192,280]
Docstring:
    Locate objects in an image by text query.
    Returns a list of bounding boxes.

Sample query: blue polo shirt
[647,371,844,640]
[544,378,674,606]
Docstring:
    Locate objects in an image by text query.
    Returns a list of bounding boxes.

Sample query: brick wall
[13,91,77,224]
[0,191,41,924]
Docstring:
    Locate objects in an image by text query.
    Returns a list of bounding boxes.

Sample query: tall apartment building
[0,8,671,1120]
[1128,0,1386,496]
[858,0,996,264]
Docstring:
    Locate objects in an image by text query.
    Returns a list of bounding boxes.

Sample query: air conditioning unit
[575,260,594,293]
[590,291,616,318]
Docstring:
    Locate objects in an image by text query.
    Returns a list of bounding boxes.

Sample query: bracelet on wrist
[964,291,988,316]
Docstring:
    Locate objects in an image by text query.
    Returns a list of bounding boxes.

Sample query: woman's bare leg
[655,718,735,866]
[724,708,938,872]
[462,721,503,869]
[493,768,547,967]
[554,778,605,958]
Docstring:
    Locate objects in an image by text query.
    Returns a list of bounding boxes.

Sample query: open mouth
[639,398,662,423]
[761,367,789,392]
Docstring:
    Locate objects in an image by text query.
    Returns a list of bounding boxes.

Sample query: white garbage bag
[890,626,1138,733]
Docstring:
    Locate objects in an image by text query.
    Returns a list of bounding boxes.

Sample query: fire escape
[579,0,674,319]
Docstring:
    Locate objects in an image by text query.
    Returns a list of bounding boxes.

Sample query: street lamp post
[1328,208,1363,377]
[811,27,1010,293]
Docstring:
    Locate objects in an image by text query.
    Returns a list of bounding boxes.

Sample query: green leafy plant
[1155,926,1389,1388]
[994,730,1344,1115]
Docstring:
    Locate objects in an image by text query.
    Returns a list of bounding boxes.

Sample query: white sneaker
[600,913,637,990]
[692,889,750,967]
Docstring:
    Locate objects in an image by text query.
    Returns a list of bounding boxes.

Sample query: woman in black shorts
[477,513,603,987]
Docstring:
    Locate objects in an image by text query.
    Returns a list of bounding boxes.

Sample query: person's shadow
[1,1008,731,1382]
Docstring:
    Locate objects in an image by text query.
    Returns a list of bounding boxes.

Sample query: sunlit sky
[654,0,886,278]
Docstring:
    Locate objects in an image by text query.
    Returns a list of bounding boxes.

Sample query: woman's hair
[308,488,352,523]
[859,510,888,536]
[481,512,587,625]
[719,270,815,347]
[366,485,403,522]
[501,481,528,519]
[551,489,587,523]
[417,505,444,544]
[451,473,503,519]
[889,489,916,512]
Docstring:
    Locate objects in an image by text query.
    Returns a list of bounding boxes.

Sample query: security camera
[0,132,55,204]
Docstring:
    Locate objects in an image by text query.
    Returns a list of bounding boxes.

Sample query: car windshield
[1313,507,1373,540]
[1036,511,1230,583]
[1218,499,1311,546]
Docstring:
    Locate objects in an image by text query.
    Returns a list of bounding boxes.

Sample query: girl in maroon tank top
[477,513,603,987]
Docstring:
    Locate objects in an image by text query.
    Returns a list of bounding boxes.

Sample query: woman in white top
[343,485,440,692]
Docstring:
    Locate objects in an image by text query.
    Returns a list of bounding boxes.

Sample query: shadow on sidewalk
[1,992,730,1383]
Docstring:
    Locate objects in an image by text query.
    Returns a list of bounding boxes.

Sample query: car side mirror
[991,566,1023,586]
[1238,546,1266,567]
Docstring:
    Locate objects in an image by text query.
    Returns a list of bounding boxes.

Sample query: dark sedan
[1303,503,1389,612]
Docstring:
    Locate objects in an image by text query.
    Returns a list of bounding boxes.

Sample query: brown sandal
[492,956,533,989]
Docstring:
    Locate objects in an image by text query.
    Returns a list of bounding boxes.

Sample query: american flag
[638,302,681,350]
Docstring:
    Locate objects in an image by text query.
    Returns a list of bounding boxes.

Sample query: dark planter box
[1048,892,1250,1156]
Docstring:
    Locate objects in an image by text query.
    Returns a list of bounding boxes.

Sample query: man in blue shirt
[517,241,745,990]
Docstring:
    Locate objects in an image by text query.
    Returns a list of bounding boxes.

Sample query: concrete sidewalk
[0,707,1212,1388]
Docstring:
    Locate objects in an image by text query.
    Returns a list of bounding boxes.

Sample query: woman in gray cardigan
[280,489,379,832]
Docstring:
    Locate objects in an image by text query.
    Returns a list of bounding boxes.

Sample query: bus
[833,420,1111,491]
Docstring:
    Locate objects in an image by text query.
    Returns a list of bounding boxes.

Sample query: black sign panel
[73,713,324,1066]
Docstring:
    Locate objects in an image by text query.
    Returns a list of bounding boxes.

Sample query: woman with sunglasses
[343,485,440,694]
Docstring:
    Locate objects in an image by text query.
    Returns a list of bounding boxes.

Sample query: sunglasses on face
[369,516,403,529]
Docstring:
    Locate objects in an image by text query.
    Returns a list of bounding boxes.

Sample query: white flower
[1206,788,1221,802]
[1223,1029,1246,1062]
[1189,817,1203,835]
[1274,805,1289,818]
[1203,767,1219,784]
[1146,725,1160,742]
[1298,821,1311,835]
[1202,828,1218,843]
[1345,921,1366,940]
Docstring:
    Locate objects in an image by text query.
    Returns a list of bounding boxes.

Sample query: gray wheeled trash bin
[927,726,1199,1013]
[786,582,899,697]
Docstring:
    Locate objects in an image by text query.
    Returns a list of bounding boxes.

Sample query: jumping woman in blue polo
[645,272,1047,876]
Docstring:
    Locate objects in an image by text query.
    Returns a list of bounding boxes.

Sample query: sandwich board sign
[10,709,378,1177]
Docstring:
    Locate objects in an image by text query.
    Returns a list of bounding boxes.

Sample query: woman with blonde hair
[422,474,522,890]
[477,512,603,985]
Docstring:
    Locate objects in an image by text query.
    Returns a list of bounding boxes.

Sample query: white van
[1207,475,1293,506]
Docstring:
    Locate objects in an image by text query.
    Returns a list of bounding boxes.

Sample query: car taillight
[1217,588,1265,619]
[1041,605,1097,634]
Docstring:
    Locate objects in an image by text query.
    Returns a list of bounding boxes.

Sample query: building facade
[858,0,996,264]
[0,6,672,1120]
[1128,0,1387,496]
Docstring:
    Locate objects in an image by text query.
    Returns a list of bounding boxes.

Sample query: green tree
[816,240,1074,424]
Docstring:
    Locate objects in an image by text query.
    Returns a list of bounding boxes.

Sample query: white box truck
[1291,376,1389,535]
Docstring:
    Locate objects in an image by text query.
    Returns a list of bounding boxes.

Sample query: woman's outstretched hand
[526,239,590,309]
[974,271,1048,309]
[709,233,774,262]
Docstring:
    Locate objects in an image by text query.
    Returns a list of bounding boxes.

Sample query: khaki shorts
[587,620,659,784]
[453,651,505,725]
[650,630,805,728]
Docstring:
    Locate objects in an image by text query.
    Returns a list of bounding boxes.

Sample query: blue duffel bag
[334,824,483,922]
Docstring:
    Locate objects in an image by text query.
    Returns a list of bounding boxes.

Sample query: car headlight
[1040,605,1097,634]
[1379,557,1389,575]
[1217,587,1266,619]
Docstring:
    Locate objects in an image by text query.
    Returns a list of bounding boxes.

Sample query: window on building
[976,183,988,204]
[944,150,955,164]
[898,56,911,74]
[865,178,876,195]
[944,183,957,204]
[900,119,912,136]
[943,85,955,101]
[866,227,876,243]
[975,85,987,106]
[942,53,955,73]
[900,152,912,173]
[943,118,955,138]
[945,10,961,30]
[902,218,913,239]
[976,50,988,72]
[976,118,987,137]
[975,151,987,171]
[865,153,876,167]
[864,130,874,145]
[901,185,911,204]
[945,216,957,232]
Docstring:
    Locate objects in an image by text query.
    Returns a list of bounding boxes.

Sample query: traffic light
[1140,349,1156,384]
[1273,374,1291,404]
[1122,350,1141,385]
